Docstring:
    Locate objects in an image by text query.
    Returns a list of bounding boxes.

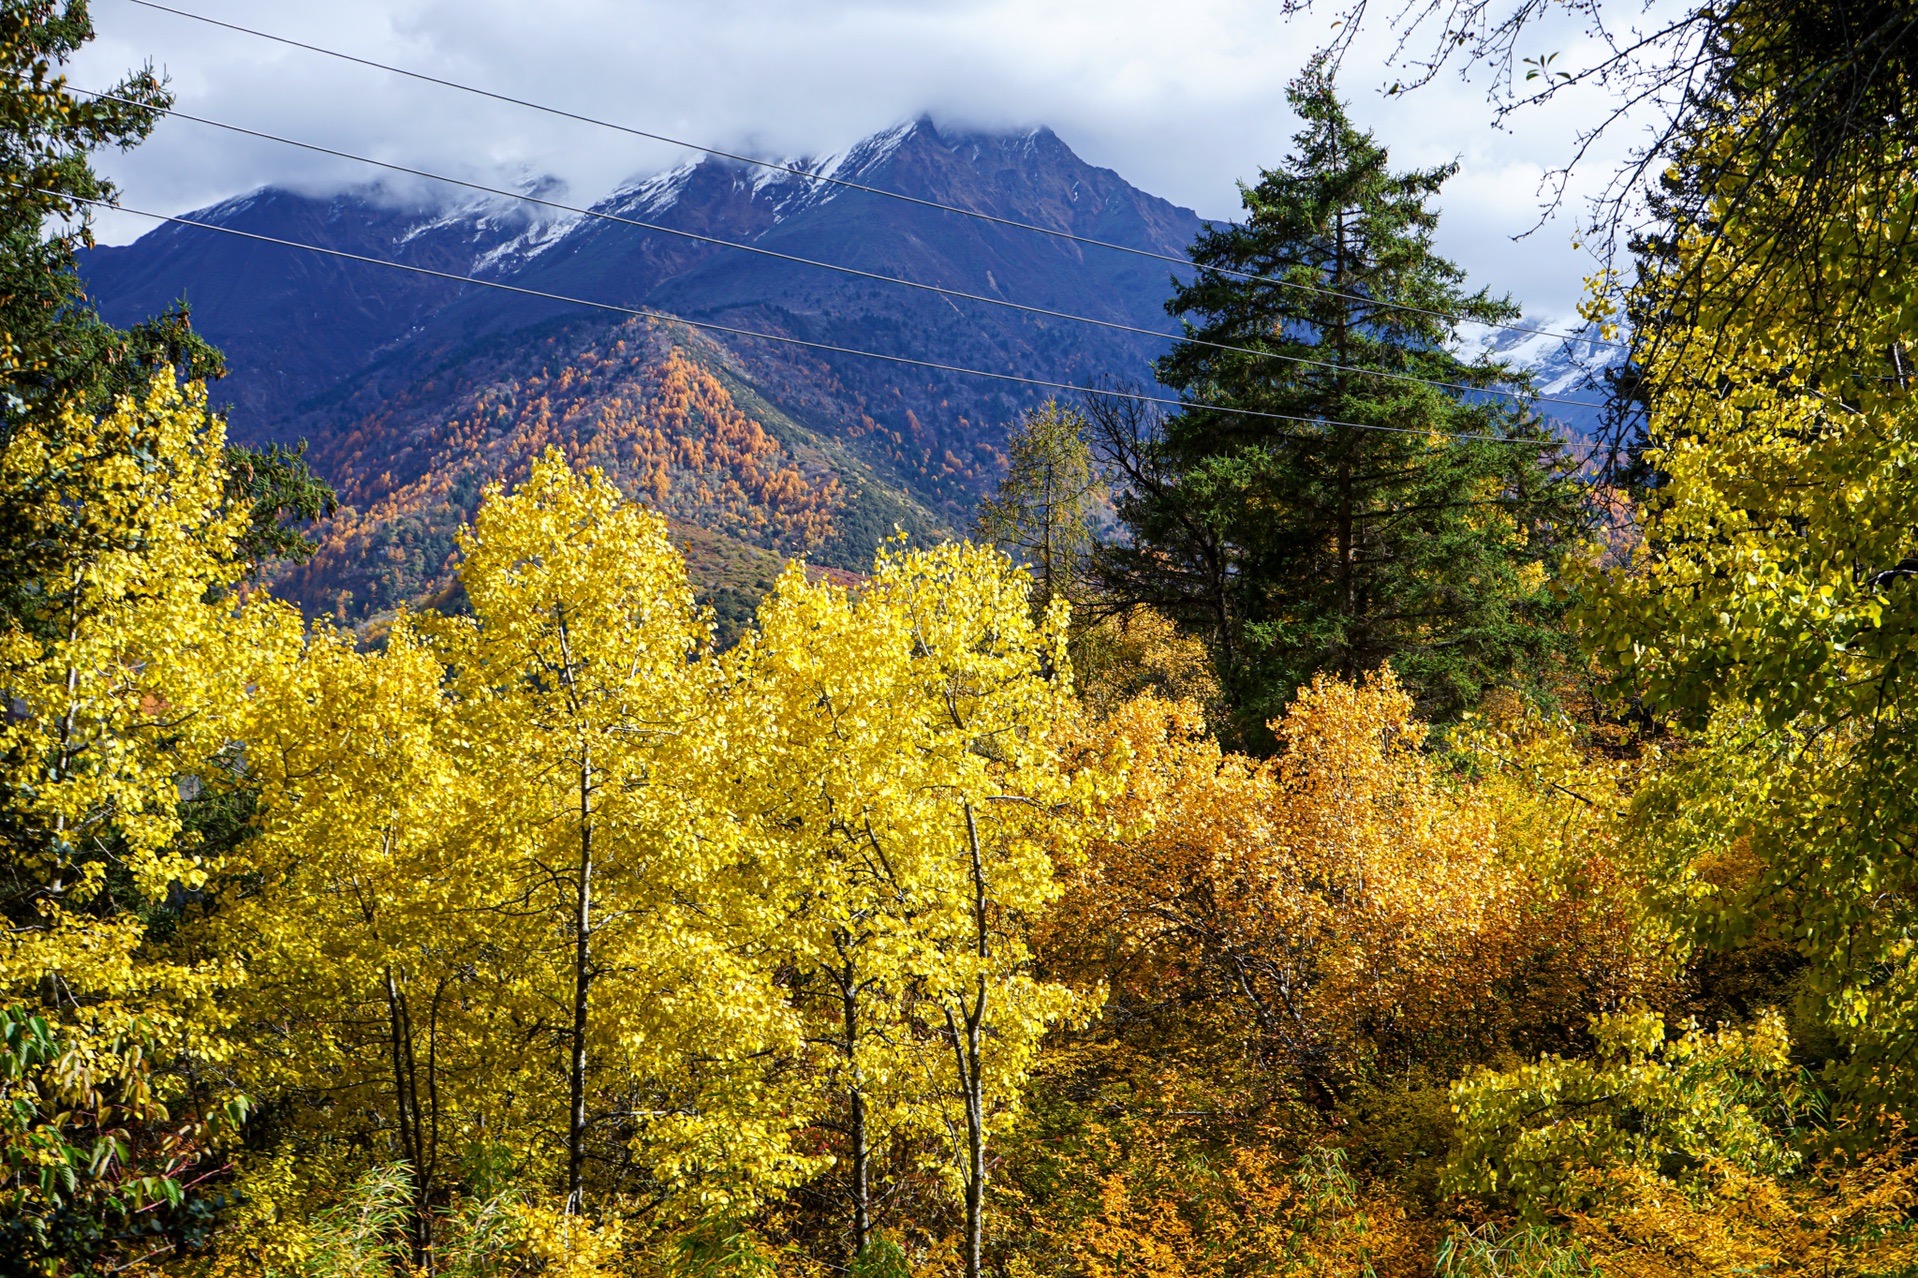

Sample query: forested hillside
[79,120,1207,618]
[274,319,944,630]
[8,1,1918,1276]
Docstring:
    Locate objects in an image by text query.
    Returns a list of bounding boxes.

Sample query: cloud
[73,0,1667,319]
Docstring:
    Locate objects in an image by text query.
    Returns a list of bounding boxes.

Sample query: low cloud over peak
[76,0,1653,320]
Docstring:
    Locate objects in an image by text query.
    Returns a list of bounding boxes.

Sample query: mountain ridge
[80,116,1613,620]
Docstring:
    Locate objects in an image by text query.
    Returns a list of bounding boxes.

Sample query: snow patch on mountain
[832,119,919,182]
[604,159,701,218]
[1457,317,1627,435]
[470,209,585,275]
[750,158,815,197]
[392,199,502,248]
[1463,319,1624,393]
[199,191,263,222]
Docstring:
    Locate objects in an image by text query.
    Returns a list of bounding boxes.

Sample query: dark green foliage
[676,1220,778,1276]
[1099,74,1581,738]
[851,1237,912,1278]
[224,440,340,569]
[812,476,943,574]
[1435,1223,1592,1277]
[0,1007,239,1275]
[0,0,168,424]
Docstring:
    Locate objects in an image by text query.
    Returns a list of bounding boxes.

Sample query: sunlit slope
[279,317,944,620]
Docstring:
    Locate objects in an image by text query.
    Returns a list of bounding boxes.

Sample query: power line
[71,84,1607,412]
[46,188,1556,447]
[118,0,1629,355]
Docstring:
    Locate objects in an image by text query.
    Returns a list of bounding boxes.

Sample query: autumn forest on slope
[8,1,1918,1276]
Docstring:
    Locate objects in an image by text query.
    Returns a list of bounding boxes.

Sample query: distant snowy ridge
[1462,317,1625,396]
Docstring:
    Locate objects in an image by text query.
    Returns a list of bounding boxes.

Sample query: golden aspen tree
[870,544,1087,1278]
[746,542,1087,1278]
[439,448,805,1218]
[224,619,509,1266]
[734,573,932,1266]
[0,373,301,1269]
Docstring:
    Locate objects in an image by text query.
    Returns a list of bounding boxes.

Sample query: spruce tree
[1100,73,1580,735]
[1,0,171,418]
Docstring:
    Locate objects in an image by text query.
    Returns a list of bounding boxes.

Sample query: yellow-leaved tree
[743,542,1088,1277]
[0,373,300,1270]
[438,449,809,1223]
[1579,114,1918,1115]
[218,619,499,1269]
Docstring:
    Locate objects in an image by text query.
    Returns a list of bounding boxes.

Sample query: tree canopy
[12,2,1918,1275]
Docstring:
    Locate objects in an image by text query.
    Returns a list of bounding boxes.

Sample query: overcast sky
[72,0,1667,322]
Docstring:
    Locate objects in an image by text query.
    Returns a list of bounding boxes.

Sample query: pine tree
[0,0,167,421]
[1102,73,1580,734]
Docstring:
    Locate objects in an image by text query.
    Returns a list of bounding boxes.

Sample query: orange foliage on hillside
[282,323,841,616]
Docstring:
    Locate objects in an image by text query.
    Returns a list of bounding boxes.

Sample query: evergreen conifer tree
[1100,73,1580,735]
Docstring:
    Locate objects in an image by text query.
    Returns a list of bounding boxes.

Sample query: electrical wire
[68,83,1607,412]
[118,0,1629,354]
[47,187,1559,446]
